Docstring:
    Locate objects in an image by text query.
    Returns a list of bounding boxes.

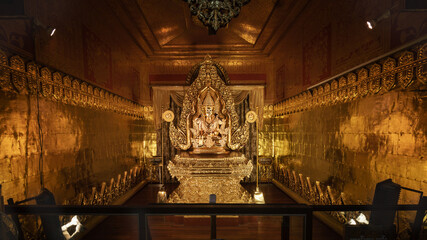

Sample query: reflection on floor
[82,183,342,240]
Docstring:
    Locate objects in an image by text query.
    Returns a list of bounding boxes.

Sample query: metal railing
[4,201,426,240]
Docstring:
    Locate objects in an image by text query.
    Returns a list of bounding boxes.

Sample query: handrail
[3,203,426,240]
[5,203,312,215]
[4,203,424,215]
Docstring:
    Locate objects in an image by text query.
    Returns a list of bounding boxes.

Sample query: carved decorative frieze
[368,64,381,94]
[317,85,324,106]
[397,51,414,88]
[347,72,357,100]
[0,51,150,119]
[0,50,11,91]
[357,68,368,97]
[41,67,53,98]
[338,76,347,102]
[324,82,331,104]
[273,41,427,116]
[382,58,396,91]
[416,43,427,84]
[64,75,73,104]
[331,80,338,104]
[53,72,63,101]
[10,55,26,93]
[27,62,39,94]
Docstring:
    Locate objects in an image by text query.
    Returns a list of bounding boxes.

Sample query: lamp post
[272,113,275,159]
[254,106,265,204]
[157,108,175,203]
[161,106,164,185]
[157,106,167,203]
[272,113,277,179]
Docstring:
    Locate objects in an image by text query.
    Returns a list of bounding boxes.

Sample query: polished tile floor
[82,183,342,240]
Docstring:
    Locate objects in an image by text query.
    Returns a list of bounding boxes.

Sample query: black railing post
[411,196,427,240]
[138,209,147,240]
[7,198,24,240]
[305,209,313,240]
[211,215,217,239]
[281,216,290,240]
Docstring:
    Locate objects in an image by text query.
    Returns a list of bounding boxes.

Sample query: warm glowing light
[356,213,369,224]
[157,26,179,45]
[254,187,265,204]
[234,24,258,44]
[157,190,167,203]
[348,219,357,225]
[50,28,56,36]
[61,215,82,239]
[366,21,374,29]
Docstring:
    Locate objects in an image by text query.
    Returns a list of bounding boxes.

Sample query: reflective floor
[82,183,342,240]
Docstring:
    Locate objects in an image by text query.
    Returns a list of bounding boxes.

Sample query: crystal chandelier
[184,0,250,34]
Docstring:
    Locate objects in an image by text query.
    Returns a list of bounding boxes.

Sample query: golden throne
[165,56,256,203]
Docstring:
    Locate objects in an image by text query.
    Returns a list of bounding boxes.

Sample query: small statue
[190,88,229,152]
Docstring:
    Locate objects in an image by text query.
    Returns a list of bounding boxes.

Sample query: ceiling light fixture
[366,20,375,30]
[184,0,250,34]
[366,9,391,30]
[33,19,56,37]
[48,27,56,36]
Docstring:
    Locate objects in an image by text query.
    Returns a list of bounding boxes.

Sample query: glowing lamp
[61,215,82,239]
[33,19,57,37]
[49,28,56,36]
[356,213,369,225]
[348,219,357,225]
[366,21,375,30]
[254,187,265,204]
[157,188,167,203]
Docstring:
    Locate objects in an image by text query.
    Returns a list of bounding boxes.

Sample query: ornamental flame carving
[169,56,251,153]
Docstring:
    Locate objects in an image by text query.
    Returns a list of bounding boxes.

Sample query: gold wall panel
[269,41,427,234]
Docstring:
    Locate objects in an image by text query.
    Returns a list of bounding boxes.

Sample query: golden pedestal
[167,152,253,203]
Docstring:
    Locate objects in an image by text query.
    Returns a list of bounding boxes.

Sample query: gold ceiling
[107,0,309,59]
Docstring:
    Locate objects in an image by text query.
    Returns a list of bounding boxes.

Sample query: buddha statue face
[205,106,213,117]
[201,89,216,118]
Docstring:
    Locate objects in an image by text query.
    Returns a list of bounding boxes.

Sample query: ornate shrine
[165,56,257,203]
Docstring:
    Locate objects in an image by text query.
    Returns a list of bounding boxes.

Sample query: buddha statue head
[202,90,215,118]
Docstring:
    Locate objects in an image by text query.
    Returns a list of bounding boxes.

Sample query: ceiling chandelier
[184,0,250,34]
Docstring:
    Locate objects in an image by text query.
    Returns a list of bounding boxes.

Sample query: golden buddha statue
[169,56,250,153]
[190,87,229,153]
[165,56,256,203]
